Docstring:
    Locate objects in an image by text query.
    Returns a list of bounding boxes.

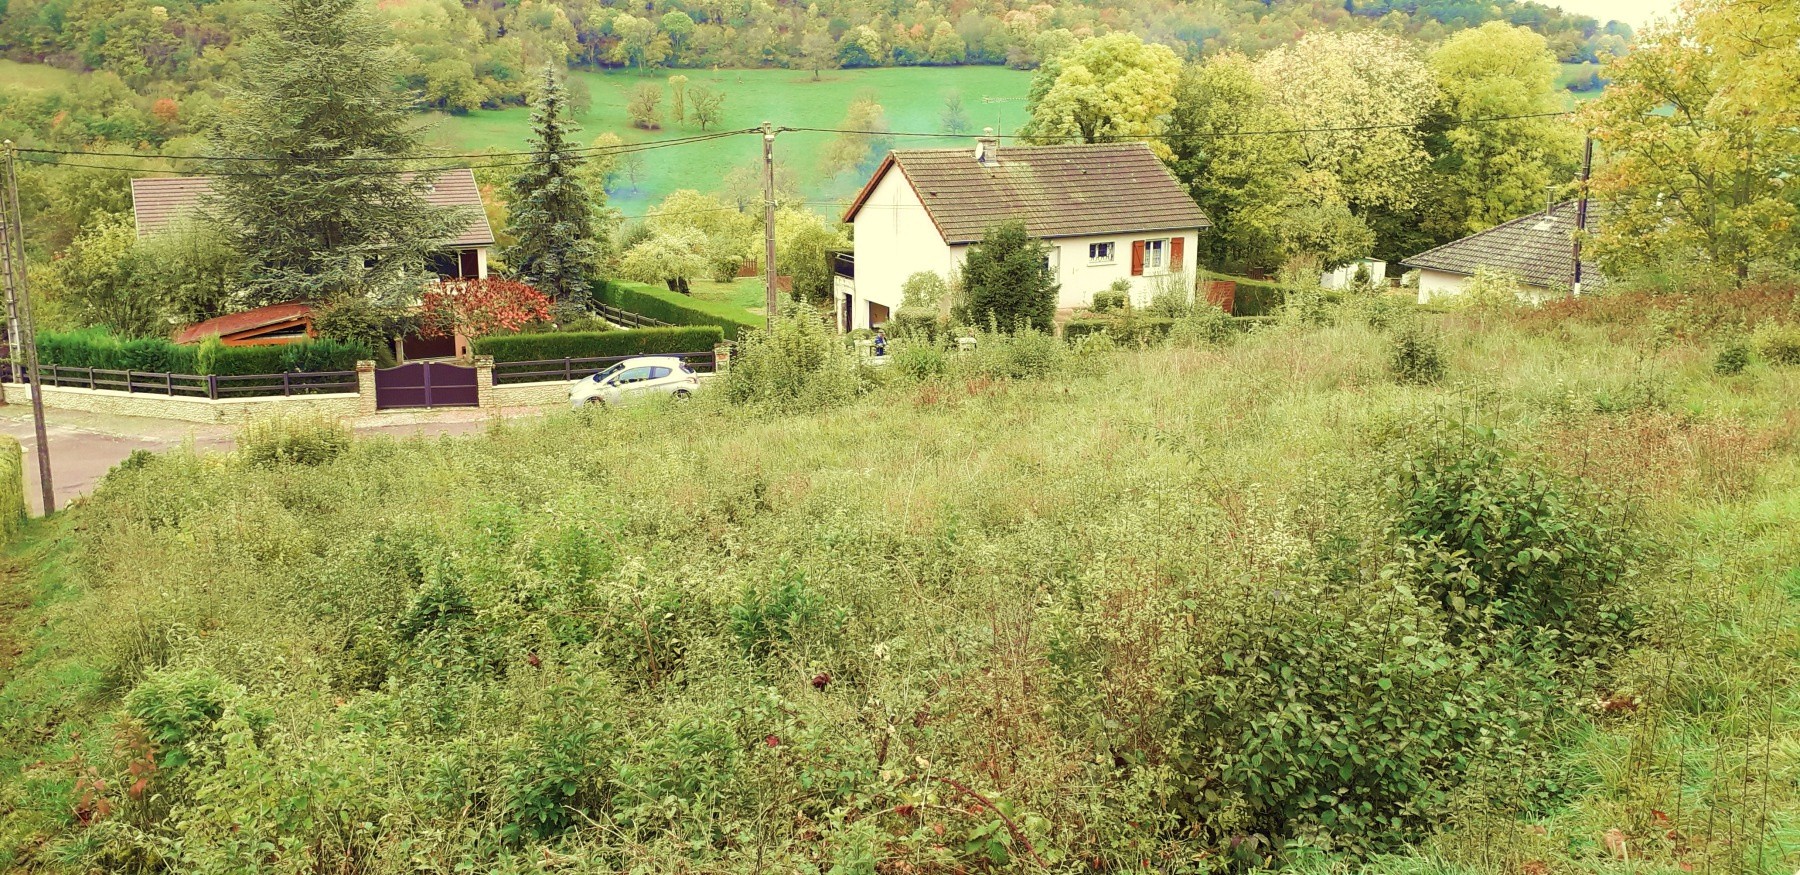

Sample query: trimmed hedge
[1064,317,1175,344]
[0,435,22,535]
[1231,279,1288,316]
[37,329,372,376]
[473,326,725,362]
[1064,315,1277,343]
[594,279,761,340]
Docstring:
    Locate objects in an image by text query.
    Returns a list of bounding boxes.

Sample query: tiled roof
[843,142,1210,245]
[174,301,315,344]
[1400,201,1603,289]
[130,167,496,248]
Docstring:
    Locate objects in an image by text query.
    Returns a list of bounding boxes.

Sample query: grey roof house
[1401,200,1602,303]
[129,167,497,281]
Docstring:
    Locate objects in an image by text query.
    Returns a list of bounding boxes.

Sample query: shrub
[1713,338,1750,375]
[723,305,862,412]
[1751,323,1800,366]
[1090,280,1131,314]
[891,341,948,381]
[236,413,353,467]
[0,435,22,540]
[1167,306,1235,348]
[1389,425,1637,648]
[124,665,237,768]
[474,326,724,362]
[1389,326,1446,385]
[593,279,761,340]
[959,221,1058,333]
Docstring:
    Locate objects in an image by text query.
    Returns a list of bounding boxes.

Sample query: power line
[13,129,761,164]
[14,130,757,179]
[788,110,1576,141]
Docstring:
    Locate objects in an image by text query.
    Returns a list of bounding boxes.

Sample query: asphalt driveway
[0,405,524,515]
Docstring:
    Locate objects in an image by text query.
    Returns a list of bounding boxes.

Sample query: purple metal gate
[373,362,479,410]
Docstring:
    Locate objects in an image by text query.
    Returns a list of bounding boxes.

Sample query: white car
[569,357,701,409]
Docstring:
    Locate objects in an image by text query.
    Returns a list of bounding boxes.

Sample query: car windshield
[593,363,626,382]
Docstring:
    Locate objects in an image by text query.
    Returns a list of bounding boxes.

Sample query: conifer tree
[505,67,606,305]
[204,0,464,306]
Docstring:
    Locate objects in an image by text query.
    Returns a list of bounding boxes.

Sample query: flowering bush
[420,278,555,339]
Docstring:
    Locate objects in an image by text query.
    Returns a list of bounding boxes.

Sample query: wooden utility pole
[0,142,56,513]
[1572,135,1593,299]
[761,121,779,332]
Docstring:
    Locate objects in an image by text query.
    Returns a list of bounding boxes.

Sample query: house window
[1144,239,1167,271]
[1089,242,1115,263]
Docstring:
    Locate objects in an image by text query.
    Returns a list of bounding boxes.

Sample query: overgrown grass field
[0,293,1795,874]
[426,66,1033,216]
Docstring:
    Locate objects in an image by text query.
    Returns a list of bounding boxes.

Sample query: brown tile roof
[174,301,315,345]
[1400,200,1604,290]
[843,142,1210,245]
[130,167,496,248]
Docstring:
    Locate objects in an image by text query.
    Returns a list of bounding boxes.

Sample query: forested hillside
[0,0,1626,132]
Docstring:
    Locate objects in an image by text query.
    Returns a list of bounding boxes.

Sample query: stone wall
[492,381,571,408]
[4,382,361,424]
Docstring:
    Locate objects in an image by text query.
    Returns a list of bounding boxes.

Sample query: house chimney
[975,127,999,164]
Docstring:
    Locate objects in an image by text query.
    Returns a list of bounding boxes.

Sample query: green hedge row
[1063,315,1277,343]
[1231,280,1288,316]
[473,326,724,362]
[593,280,761,340]
[37,329,372,376]
[0,435,23,536]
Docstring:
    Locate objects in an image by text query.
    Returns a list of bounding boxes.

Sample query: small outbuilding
[174,301,318,347]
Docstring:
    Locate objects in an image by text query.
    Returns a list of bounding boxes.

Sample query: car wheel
[672,389,692,401]
[584,396,606,407]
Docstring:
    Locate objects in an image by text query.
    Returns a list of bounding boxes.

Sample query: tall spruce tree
[204,0,464,306]
[505,67,605,305]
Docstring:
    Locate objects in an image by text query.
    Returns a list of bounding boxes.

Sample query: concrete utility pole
[761,121,779,333]
[0,142,56,513]
[1572,136,1594,299]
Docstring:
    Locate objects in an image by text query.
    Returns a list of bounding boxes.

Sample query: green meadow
[424,66,1034,217]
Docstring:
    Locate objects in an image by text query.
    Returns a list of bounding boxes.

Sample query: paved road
[0,405,529,515]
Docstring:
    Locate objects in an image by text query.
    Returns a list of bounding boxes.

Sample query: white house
[1400,200,1602,304]
[836,137,1211,331]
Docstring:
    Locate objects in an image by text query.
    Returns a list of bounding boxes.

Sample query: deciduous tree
[1020,33,1181,155]
[690,85,726,130]
[420,278,554,338]
[1584,0,1800,284]
[1431,21,1580,234]
[628,83,664,130]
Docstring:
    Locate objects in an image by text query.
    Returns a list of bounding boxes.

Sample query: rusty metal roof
[842,142,1210,245]
[130,167,496,248]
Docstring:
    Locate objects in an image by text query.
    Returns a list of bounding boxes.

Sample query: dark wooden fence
[595,302,671,329]
[17,364,358,399]
[491,351,716,385]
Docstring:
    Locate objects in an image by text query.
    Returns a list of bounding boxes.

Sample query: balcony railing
[831,252,855,280]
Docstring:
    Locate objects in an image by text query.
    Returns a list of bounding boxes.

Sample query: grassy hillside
[0,293,1795,873]
[427,66,1033,216]
[0,59,79,91]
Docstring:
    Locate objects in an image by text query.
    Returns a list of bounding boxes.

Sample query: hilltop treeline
[0,0,1625,118]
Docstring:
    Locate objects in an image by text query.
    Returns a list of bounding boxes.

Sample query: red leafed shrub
[421,279,554,339]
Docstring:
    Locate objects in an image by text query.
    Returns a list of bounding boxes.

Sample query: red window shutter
[1130,241,1145,276]
[1170,237,1184,270]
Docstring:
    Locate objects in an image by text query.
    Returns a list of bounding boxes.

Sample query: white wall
[1048,232,1200,310]
[1416,269,1469,305]
[848,168,956,331]
[1416,269,1558,305]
